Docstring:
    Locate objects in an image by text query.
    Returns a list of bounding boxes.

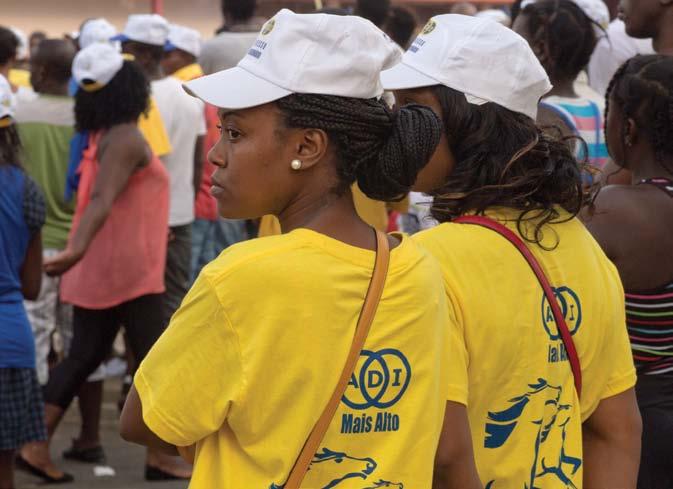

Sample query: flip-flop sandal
[63,442,107,464]
[15,454,74,484]
[145,464,191,481]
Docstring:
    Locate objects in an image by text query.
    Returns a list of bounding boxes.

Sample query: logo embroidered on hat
[262,19,275,36]
[422,20,436,35]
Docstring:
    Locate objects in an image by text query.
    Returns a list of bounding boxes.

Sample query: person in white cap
[0,73,49,489]
[116,16,206,441]
[382,13,641,489]
[17,42,171,484]
[162,24,203,81]
[119,9,459,489]
[514,0,610,171]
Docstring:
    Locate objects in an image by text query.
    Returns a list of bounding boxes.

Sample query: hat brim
[183,66,292,110]
[382,61,490,106]
[109,34,130,43]
[164,41,178,52]
[380,62,441,91]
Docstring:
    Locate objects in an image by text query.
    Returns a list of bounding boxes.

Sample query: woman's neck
[545,78,578,99]
[630,156,673,184]
[278,188,377,251]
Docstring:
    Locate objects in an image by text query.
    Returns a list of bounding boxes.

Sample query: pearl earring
[291,159,303,170]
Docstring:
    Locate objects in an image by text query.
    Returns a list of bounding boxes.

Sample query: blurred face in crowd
[393,87,455,193]
[208,103,329,219]
[619,0,668,39]
[161,48,195,76]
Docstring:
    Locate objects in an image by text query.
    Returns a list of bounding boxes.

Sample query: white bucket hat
[72,43,124,92]
[79,18,118,50]
[0,75,15,127]
[165,24,202,58]
[111,14,169,47]
[380,14,552,120]
[184,9,401,109]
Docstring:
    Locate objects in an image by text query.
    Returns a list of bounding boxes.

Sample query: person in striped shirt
[514,0,610,171]
[583,54,673,489]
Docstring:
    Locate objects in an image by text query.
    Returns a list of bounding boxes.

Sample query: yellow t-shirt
[9,68,30,88]
[172,63,204,82]
[138,97,172,157]
[414,207,636,489]
[136,229,453,488]
[258,184,403,237]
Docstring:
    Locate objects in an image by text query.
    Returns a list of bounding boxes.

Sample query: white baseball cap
[184,9,400,110]
[79,18,118,49]
[0,75,15,127]
[72,43,124,92]
[165,24,202,58]
[520,0,610,31]
[111,14,169,46]
[380,14,551,120]
[10,27,28,61]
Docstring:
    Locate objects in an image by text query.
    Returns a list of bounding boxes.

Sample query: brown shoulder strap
[283,229,391,489]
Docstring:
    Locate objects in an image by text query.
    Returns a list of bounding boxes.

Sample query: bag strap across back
[283,229,391,489]
[454,215,582,397]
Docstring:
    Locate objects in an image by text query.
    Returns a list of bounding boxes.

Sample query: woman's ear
[292,128,328,171]
[624,117,638,147]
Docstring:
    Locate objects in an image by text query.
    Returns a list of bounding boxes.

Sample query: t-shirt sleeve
[444,283,470,406]
[22,175,45,237]
[135,273,244,447]
[598,287,637,400]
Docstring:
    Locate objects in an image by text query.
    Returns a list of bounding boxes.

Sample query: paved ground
[15,379,189,489]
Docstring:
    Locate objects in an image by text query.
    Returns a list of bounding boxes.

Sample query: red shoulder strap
[454,215,582,397]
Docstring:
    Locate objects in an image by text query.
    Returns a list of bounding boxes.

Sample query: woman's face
[394,87,456,193]
[209,103,304,219]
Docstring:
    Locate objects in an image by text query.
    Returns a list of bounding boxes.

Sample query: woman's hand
[44,247,83,276]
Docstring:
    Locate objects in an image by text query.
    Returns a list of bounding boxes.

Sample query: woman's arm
[44,125,149,276]
[120,384,179,456]
[433,401,483,489]
[21,232,43,300]
[583,388,642,489]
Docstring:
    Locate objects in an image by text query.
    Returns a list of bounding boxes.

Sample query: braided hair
[276,94,442,202]
[520,0,599,83]
[0,125,22,167]
[605,55,673,172]
[429,86,594,248]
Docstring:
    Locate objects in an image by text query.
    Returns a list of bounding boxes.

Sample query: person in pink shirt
[17,43,170,483]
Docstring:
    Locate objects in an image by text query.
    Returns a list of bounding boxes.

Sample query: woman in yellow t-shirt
[381,14,641,489]
[119,10,467,489]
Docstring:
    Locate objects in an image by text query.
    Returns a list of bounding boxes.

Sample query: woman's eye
[226,129,241,140]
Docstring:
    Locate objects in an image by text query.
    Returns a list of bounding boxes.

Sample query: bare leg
[74,380,103,449]
[19,404,68,479]
[0,450,15,489]
[146,450,192,479]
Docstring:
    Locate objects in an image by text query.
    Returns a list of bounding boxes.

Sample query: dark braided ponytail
[276,93,442,201]
[605,55,673,173]
[0,124,22,167]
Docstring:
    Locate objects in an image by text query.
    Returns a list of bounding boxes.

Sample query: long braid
[276,94,442,201]
[0,125,22,167]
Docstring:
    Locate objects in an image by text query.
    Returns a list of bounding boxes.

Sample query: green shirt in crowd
[15,92,75,250]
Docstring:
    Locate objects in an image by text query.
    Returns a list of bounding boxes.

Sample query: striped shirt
[627,284,673,375]
[626,178,673,376]
[541,96,609,169]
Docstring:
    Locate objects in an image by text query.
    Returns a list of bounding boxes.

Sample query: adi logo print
[342,349,411,410]
[540,286,582,341]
